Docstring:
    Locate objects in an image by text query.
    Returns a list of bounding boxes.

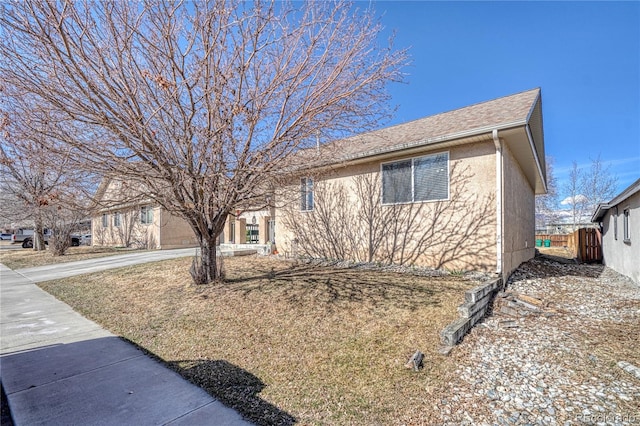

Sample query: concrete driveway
[14,247,198,283]
[0,249,253,426]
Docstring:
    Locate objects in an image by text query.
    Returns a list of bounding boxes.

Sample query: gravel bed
[439,257,640,426]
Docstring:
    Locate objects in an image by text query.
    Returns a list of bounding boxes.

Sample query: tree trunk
[33,216,46,251]
[190,235,225,285]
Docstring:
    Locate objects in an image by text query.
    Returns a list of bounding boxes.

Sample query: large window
[300,177,314,211]
[141,206,154,225]
[113,212,122,227]
[623,208,630,242]
[382,152,449,204]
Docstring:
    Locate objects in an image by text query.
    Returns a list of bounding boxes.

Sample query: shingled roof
[324,88,542,162]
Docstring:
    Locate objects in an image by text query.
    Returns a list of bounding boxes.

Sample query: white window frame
[113,212,122,227]
[381,151,450,205]
[140,206,154,225]
[300,177,314,211]
[101,213,108,228]
[623,207,630,243]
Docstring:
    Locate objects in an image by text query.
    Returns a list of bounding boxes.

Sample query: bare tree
[561,156,618,230]
[0,0,408,283]
[581,154,618,214]
[535,157,559,229]
[562,161,588,230]
[0,107,86,252]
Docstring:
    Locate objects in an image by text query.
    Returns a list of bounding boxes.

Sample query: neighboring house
[91,179,198,249]
[92,178,273,251]
[275,88,547,278]
[591,178,640,284]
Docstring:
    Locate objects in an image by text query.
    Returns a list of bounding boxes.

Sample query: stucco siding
[92,179,196,249]
[275,141,498,272]
[157,210,198,249]
[501,141,536,277]
[601,190,640,283]
[92,206,160,249]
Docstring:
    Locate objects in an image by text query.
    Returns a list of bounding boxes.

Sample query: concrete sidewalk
[0,264,252,425]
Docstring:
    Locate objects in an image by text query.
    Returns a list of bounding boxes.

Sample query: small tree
[561,156,618,230]
[0,107,87,252]
[535,157,559,229]
[581,154,618,214]
[1,0,408,283]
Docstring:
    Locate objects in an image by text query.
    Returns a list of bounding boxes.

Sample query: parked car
[21,234,80,248]
[80,234,92,246]
[0,233,12,240]
[11,230,35,244]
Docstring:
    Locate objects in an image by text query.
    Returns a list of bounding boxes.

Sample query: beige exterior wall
[92,206,161,249]
[601,190,640,284]
[275,141,499,272]
[501,142,536,276]
[156,209,198,249]
[92,180,196,249]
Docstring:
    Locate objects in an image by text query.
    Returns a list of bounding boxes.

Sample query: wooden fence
[536,228,602,263]
[535,234,569,247]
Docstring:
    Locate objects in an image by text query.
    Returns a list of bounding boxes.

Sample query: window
[623,208,630,242]
[614,206,618,240]
[300,177,314,211]
[382,152,449,204]
[141,206,154,225]
[113,212,122,227]
[101,214,108,228]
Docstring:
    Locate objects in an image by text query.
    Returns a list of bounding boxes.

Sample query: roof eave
[591,204,610,223]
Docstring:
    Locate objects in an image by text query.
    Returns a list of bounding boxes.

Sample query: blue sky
[373,1,639,197]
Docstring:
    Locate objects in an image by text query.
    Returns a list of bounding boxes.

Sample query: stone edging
[441,277,503,346]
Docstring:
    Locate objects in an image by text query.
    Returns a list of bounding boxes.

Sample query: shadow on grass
[221,262,468,312]
[166,359,296,426]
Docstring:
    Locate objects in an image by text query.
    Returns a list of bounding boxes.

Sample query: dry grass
[0,246,138,270]
[536,246,576,261]
[39,256,478,425]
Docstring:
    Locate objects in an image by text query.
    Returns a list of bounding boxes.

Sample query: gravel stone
[439,256,640,425]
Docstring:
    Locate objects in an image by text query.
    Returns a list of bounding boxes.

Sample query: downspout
[493,129,503,275]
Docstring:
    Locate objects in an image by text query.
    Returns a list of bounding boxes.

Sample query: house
[91,179,198,249]
[92,178,274,251]
[274,88,547,278]
[591,178,640,284]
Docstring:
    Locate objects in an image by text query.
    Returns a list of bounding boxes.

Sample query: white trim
[623,207,631,243]
[300,177,314,212]
[525,124,547,193]
[380,151,450,205]
[493,130,503,275]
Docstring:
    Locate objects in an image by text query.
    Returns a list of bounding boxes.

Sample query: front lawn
[39,256,478,425]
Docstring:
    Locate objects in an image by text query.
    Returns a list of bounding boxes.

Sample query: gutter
[525,124,548,193]
[493,129,503,275]
[492,129,503,274]
[288,120,530,174]
[347,119,529,163]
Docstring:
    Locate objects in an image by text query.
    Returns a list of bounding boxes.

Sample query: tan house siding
[92,179,196,249]
[501,141,536,276]
[276,141,498,272]
[157,210,198,249]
